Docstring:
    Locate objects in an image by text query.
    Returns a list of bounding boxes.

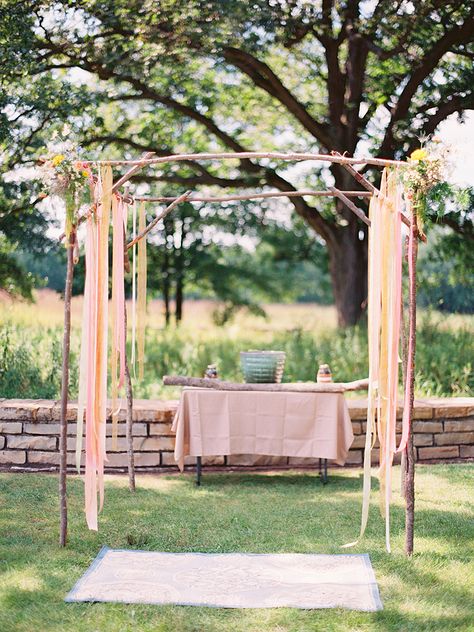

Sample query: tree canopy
[1,1,473,322]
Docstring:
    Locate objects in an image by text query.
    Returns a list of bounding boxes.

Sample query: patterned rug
[66,547,382,611]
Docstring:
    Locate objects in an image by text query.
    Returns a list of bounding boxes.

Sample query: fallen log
[163,376,369,393]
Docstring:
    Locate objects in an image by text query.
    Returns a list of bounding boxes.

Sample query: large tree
[2,1,474,324]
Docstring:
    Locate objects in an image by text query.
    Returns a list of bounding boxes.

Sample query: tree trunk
[175,275,183,323]
[327,224,368,327]
[162,251,171,326]
[175,215,187,324]
[325,166,369,327]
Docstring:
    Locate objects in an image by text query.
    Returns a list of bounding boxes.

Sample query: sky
[436,112,474,186]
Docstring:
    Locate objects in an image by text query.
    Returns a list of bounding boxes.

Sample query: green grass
[1,466,473,631]
[1,294,473,399]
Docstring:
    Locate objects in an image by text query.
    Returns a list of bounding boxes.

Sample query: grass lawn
[1,465,473,632]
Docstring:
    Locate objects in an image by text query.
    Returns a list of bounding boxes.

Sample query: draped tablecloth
[172,388,354,471]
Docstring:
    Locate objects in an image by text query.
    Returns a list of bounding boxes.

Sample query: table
[172,388,354,484]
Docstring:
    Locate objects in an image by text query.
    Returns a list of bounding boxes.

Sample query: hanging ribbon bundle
[351,168,404,552]
[76,165,112,530]
[110,195,128,447]
[378,170,403,552]
[76,174,148,530]
[137,202,147,380]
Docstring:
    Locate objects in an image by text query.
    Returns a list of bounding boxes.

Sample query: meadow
[0,290,473,400]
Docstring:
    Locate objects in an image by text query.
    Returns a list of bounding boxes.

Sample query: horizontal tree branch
[163,375,369,392]
[134,190,373,202]
[126,191,192,249]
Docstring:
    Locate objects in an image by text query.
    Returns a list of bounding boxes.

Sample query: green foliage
[0,179,53,298]
[1,312,471,399]
[414,315,473,395]
[15,249,66,294]
[0,238,36,300]
[418,222,474,314]
[0,322,79,398]
[1,1,473,322]
[145,197,332,321]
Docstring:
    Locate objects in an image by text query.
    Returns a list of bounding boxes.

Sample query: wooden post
[404,211,418,556]
[59,229,76,547]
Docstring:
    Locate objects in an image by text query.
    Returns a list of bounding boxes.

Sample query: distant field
[0,290,473,400]
[1,289,472,333]
[0,289,341,333]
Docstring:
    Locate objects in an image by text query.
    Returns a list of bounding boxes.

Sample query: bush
[0,323,79,399]
[1,313,471,400]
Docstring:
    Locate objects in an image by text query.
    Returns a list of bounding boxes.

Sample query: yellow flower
[82,171,90,178]
[410,149,428,162]
[52,154,65,167]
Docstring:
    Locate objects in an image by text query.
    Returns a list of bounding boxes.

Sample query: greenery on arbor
[1,1,473,323]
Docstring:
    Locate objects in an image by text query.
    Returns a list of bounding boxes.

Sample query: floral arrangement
[37,125,94,238]
[402,137,454,232]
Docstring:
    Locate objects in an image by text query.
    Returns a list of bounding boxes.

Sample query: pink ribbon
[397,207,415,453]
[112,197,127,389]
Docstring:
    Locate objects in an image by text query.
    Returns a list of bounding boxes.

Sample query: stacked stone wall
[0,398,472,471]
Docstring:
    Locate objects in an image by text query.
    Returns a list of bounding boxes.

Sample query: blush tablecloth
[172,388,354,471]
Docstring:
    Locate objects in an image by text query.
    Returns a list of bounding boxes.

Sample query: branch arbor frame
[58,150,420,556]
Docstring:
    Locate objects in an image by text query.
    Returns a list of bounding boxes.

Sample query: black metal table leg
[196,456,202,486]
[318,458,328,484]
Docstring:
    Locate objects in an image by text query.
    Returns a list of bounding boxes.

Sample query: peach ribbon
[137,202,147,380]
[377,170,402,552]
[111,195,127,447]
[130,202,137,373]
[82,165,112,531]
[348,168,403,552]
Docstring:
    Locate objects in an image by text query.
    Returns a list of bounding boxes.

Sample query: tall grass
[0,299,472,399]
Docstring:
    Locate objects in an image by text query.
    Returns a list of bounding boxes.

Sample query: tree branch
[34,39,336,241]
[419,95,474,137]
[36,39,262,174]
[378,10,474,156]
[135,173,260,188]
[83,135,261,188]
[223,47,332,148]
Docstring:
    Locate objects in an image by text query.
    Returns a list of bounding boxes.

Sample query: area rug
[65,547,382,611]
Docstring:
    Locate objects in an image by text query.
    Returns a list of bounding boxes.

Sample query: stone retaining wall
[0,397,473,471]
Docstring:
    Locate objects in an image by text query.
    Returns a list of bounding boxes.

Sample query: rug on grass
[65,547,382,611]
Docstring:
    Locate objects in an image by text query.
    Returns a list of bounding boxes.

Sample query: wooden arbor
[58,150,420,556]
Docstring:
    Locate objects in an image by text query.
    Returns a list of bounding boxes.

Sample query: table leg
[319,458,328,484]
[196,456,202,486]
